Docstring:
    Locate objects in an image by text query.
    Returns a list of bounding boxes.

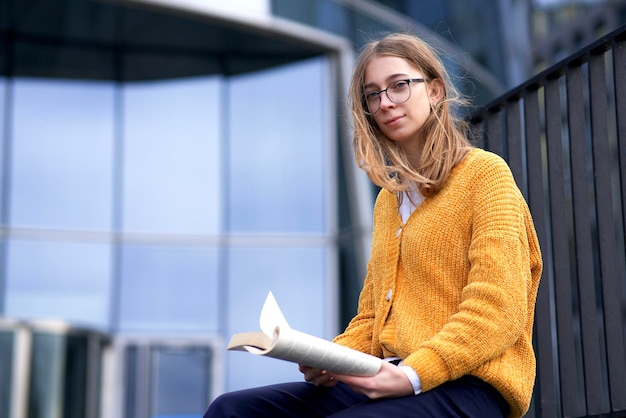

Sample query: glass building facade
[0,0,503,417]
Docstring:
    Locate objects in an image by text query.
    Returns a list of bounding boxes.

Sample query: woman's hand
[333,361,414,399]
[299,362,414,399]
[298,364,338,387]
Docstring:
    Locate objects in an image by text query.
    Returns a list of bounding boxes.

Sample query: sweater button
[386,289,392,301]
[396,227,402,237]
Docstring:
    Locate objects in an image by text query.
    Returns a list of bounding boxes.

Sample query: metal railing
[470,24,626,418]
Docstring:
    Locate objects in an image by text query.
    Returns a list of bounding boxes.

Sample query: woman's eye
[391,80,408,90]
[365,92,379,100]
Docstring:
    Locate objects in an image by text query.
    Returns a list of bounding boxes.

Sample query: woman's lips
[384,115,403,126]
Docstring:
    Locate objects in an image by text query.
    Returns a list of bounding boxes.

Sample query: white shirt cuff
[398,365,422,395]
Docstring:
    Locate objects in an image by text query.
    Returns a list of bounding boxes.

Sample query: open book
[227,291,383,376]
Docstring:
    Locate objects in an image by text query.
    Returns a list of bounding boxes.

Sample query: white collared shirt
[399,188,424,223]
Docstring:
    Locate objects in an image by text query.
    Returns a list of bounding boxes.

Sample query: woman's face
[363,55,440,152]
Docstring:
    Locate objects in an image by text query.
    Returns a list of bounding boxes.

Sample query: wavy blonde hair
[349,33,473,197]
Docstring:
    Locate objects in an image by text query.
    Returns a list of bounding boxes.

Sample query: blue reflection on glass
[0,77,4,216]
[118,245,219,332]
[11,78,114,230]
[150,346,210,418]
[5,240,112,328]
[226,246,328,390]
[123,76,221,235]
[229,57,328,234]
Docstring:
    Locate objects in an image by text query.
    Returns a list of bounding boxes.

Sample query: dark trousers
[204,375,509,417]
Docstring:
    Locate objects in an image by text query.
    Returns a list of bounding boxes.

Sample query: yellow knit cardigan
[334,148,543,418]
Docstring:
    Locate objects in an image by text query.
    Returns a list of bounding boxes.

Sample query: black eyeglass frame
[363,78,426,115]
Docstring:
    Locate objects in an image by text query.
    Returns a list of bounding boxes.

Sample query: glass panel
[123,345,142,418]
[28,332,63,418]
[11,78,114,230]
[228,57,328,233]
[272,0,351,38]
[64,335,88,418]
[150,346,211,418]
[5,240,112,328]
[226,247,328,390]
[0,330,13,417]
[118,245,219,332]
[122,76,221,235]
[0,77,5,217]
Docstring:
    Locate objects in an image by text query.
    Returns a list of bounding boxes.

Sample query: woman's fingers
[298,365,337,386]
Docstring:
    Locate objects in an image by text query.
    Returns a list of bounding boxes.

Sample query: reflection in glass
[229,57,328,233]
[0,0,351,415]
[123,346,140,418]
[11,78,114,230]
[123,76,221,235]
[0,77,5,216]
[118,245,219,332]
[63,335,88,418]
[0,330,13,417]
[150,346,211,418]
[226,246,329,390]
[5,240,112,328]
[28,332,64,418]
[123,342,213,418]
[28,332,93,418]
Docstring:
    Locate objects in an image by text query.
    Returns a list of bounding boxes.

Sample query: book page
[249,291,381,375]
[259,291,291,336]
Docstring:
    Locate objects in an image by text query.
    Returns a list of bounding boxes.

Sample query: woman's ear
[428,78,444,106]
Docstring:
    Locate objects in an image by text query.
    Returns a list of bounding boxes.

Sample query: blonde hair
[349,33,473,197]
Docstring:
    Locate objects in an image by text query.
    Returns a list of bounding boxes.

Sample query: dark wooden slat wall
[566,62,607,416]
[525,87,560,418]
[589,47,626,414]
[616,37,626,285]
[470,25,626,418]
[506,99,525,192]
[613,33,626,412]
[544,74,583,417]
[487,107,504,157]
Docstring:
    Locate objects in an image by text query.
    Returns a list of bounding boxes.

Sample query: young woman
[204,33,542,418]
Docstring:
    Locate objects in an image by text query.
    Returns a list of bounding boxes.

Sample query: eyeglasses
[363,78,425,115]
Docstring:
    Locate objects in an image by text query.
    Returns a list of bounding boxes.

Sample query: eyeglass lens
[364,79,423,115]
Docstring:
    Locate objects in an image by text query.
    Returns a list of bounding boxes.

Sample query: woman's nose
[379,92,395,110]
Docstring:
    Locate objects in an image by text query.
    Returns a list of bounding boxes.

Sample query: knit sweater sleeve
[403,153,537,393]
